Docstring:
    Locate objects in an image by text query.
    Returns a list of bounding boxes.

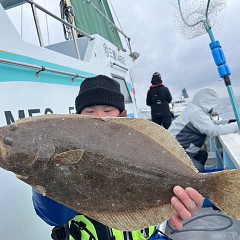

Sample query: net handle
[177,0,211,30]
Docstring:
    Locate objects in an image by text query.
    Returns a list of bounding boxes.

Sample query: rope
[166,213,233,235]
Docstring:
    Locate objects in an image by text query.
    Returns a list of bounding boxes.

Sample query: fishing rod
[171,0,240,129]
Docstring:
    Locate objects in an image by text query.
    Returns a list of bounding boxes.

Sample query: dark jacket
[146,83,172,118]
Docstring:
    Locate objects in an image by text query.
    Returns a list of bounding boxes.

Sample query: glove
[228,119,236,123]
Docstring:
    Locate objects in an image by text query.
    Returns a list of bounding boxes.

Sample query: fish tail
[209,169,240,220]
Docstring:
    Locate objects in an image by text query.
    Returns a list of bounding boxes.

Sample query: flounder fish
[0,114,240,231]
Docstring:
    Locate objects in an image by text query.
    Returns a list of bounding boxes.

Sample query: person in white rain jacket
[169,87,239,172]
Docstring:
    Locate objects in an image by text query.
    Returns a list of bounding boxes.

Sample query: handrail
[0,58,88,80]
[23,0,94,60]
[85,0,128,52]
[110,62,128,71]
[84,0,129,39]
[25,0,94,40]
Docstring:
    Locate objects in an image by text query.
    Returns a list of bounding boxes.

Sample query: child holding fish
[31,75,204,240]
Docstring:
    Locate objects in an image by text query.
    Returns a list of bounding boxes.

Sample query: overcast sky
[7,0,240,109]
[109,0,240,109]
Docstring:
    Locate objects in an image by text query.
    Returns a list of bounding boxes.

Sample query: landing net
[168,0,226,39]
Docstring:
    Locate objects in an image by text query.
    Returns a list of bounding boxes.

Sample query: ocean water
[138,95,240,120]
[214,95,240,120]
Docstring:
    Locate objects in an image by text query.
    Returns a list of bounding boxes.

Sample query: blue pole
[207,28,240,129]
[207,28,215,42]
[225,81,240,127]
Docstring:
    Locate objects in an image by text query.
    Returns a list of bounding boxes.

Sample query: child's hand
[170,186,204,229]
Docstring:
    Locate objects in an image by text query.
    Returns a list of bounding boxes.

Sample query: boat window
[111,74,132,103]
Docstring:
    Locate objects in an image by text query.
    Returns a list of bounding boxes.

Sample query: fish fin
[112,118,198,172]
[84,203,176,231]
[0,142,7,159]
[53,149,84,165]
[209,169,240,220]
[34,185,47,196]
[16,174,28,180]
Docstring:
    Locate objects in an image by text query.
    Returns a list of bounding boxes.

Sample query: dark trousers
[187,150,208,173]
[152,116,172,129]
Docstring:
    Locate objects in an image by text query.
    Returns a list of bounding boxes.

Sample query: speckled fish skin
[0,114,240,231]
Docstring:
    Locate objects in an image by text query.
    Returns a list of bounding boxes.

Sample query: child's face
[81,105,120,117]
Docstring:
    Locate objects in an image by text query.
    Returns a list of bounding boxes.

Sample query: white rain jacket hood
[192,88,219,114]
[169,87,239,155]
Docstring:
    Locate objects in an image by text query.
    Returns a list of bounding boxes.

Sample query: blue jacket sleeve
[32,189,77,226]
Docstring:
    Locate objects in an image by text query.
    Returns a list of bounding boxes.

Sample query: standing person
[146,72,173,129]
[32,75,204,240]
[169,87,239,173]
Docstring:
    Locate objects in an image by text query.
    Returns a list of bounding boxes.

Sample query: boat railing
[23,0,94,60]
[207,133,240,170]
[0,57,88,80]
[3,0,131,58]
[84,0,128,40]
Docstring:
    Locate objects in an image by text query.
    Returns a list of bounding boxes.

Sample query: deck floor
[164,207,240,240]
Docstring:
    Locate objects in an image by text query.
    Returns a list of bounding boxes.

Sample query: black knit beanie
[151,74,162,85]
[75,75,125,114]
